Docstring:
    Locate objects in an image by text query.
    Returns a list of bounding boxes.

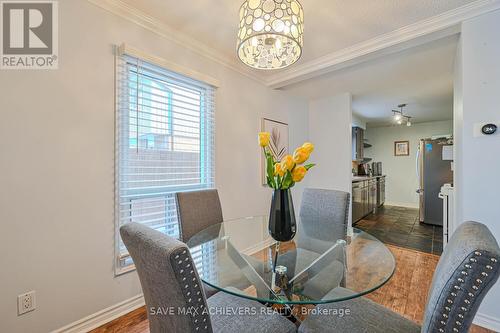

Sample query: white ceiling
[118,0,474,77]
[105,1,473,127]
[281,34,458,126]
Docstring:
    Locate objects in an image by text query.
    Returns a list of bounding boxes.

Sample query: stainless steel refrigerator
[416,139,453,226]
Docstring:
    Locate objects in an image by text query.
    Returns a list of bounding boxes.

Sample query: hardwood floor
[91,245,495,333]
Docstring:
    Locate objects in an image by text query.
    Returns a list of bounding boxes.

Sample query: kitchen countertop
[352,175,386,182]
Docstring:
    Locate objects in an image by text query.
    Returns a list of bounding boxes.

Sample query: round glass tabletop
[186,216,395,305]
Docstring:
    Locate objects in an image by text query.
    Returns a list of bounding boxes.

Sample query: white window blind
[115,52,215,273]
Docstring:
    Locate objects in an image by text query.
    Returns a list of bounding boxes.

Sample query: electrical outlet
[18,291,36,315]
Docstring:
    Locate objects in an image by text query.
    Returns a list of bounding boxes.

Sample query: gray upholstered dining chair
[176,189,223,243]
[176,189,224,297]
[298,188,351,250]
[275,188,351,298]
[298,221,500,333]
[120,222,297,333]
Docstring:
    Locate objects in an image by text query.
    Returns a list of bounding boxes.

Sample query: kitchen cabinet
[352,182,363,222]
[352,179,371,223]
[352,127,364,161]
[362,182,369,217]
[368,179,377,213]
[377,176,386,207]
[352,176,385,223]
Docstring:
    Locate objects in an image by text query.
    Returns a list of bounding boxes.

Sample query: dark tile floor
[354,205,443,255]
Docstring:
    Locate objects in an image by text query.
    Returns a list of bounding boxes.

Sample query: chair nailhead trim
[435,253,499,333]
[438,254,475,332]
[171,247,211,333]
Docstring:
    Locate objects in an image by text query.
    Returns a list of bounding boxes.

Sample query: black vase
[269,189,296,242]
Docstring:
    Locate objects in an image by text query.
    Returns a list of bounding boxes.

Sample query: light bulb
[394,113,402,121]
[397,119,403,125]
[407,120,412,127]
[275,39,282,50]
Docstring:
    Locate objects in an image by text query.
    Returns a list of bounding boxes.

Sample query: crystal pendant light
[237,0,304,70]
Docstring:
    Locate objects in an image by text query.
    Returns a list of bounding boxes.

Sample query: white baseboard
[46,286,500,333]
[474,312,500,332]
[51,294,145,333]
[384,201,419,209]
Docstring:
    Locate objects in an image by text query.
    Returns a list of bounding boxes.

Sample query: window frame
[114,46,217,276]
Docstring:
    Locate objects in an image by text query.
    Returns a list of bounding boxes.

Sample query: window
[115,52,215,273]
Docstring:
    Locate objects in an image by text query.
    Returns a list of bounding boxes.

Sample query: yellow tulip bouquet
[259,132,315,189]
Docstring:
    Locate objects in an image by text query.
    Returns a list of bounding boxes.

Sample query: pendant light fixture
[392,104,412,127]
[237,0,304,70]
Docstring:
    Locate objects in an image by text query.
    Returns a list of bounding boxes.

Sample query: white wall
[364,120,453,208]
[0,1,308,332]
[308,94,352,193]
[453,38,464,226]
[308,94,353,226]
[456,10,500,330]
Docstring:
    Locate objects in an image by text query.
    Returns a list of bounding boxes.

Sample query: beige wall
[0,1,308,332]
[365,120,453,208]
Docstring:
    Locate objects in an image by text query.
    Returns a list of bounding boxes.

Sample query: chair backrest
[120,223,213,333]
[176,189,223,242]
[422,221,500,333]
[299,188,350,243]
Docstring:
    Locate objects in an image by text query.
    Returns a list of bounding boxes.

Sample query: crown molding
[86,0,265,85]
[265,0,500,88]
[88,0,500,89]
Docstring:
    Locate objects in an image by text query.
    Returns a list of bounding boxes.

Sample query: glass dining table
[186,216,395,306]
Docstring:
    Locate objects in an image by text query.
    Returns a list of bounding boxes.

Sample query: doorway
[350,36,457,255]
